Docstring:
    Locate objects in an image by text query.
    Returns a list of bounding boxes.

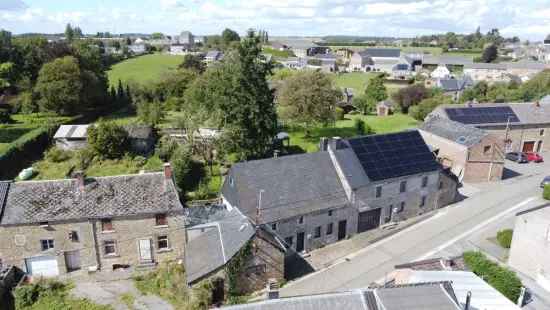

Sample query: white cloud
[159,0,187,10]
[0,0,27,11]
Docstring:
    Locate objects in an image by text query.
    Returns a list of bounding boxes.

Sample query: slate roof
[420,116,489,147]
[221,283,461,310]
[221,152,349,224]
[437,78,472,92]
[185,207,256,284]
[0,181,10,221]
[0,172,183,225]
[364,48,401,58]
[421,55,474,66]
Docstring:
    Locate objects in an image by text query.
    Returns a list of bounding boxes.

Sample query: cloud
[159,0,187,10]
[0,0,27,11]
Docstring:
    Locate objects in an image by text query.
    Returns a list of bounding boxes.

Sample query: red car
[525,152,544,163]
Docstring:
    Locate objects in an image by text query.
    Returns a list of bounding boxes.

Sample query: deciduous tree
[35,56,82,115]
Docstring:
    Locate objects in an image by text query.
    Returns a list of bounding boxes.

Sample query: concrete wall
[509,208,550,292]
[0,213,185,276]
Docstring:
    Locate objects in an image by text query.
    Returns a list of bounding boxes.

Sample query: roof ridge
[14,171,164,184]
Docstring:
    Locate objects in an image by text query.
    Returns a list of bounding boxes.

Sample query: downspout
[90,220,101,271]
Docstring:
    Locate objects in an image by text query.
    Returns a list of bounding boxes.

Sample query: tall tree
[35,56,82,115]
[392,84,430,114]
[364,75,387,110]
[65,23,74,42]
[481,44,498,63]
[221,28,240,45]
[278,70,341,132]
[178,54,205,73]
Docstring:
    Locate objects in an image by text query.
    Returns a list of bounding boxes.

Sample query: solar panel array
[445,106,520,125]
[348,131,440,181]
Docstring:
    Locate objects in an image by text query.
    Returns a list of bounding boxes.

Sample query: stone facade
[0,213,185,276]
[481,124,550,153]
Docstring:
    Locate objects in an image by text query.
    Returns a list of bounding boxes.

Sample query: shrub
[544,184,550,200]
[353,119,373,136]
[74,147,95,170]
[134,155,147,167]
[496,229,513,249]
[170,145,193,193]
[157,135,179,161]
[14,279,67,309]
[335,107,345,121]
[45,147,72,163]
[463,251,522,302]
[87,121,129,159]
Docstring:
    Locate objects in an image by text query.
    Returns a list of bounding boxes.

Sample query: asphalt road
[281,159,549,297]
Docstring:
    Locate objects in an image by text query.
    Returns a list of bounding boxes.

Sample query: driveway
[71,279,173,310]
[280,154,549,297]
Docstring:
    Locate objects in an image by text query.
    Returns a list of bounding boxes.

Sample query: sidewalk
[303,212,435,270]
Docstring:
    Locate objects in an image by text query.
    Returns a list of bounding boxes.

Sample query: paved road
[281,159,549,297]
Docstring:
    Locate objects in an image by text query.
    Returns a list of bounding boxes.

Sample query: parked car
[525,152,544,163]
[540,176,550,188]
[506,152,528,163]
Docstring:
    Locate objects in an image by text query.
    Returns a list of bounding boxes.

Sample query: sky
[1,0,549,40]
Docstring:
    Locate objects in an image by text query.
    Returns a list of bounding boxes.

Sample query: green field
[332,72,407,94]
[107,53,184,86]
[286,113,419,153]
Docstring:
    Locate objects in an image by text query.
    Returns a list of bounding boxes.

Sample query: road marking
[415,196,539,261]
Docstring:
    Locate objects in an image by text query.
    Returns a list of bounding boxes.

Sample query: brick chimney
[74,171,85,192]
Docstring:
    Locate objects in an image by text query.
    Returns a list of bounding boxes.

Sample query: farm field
[107,53,184,86]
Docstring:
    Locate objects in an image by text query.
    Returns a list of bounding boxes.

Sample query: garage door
[358,208,382,233]
[25,256,59,277]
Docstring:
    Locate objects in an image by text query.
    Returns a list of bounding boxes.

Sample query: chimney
[163,163,172,180]
[464,291,472,310]
[74,171,85,191]
[266,279,279,300]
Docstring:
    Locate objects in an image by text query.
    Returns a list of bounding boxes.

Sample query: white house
[431,65,451,79]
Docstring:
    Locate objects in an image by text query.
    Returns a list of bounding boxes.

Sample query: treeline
[411,27,519,50]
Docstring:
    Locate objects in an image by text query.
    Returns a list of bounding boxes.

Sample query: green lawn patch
[285,113,419,153]
[333,72,375,92]
[262,47,295,58]
[496,229,513,249]
[107,53,184,86]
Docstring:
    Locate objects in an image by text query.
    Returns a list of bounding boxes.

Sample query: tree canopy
[481,44,498,63]
[364,75,387,108]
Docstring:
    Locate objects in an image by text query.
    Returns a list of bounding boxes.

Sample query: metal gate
[358,208,381,233]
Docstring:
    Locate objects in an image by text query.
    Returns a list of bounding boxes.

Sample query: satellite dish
[456,136,467,144]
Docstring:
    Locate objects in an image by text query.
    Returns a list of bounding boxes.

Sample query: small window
[298,216,304,224]
[483,145,491,154]
[40,239,54,251]
[157,235,169,250]
[229,177,234,186]
[421,176,428,188]
[155,214,168,226]
[400,181,407,193]
[104,240,117,256]
[314,226,321,238]
[420,196,426,207]
[284,236,293,248]
[439,181,443,190]
[101,219,113,232]
[376,186,382,198]
[396,202,405,213]
[327,223,333,235]
[271,222,277,231]
[69,231,79,242]
[328,210,333,216]
[541,129,545,136]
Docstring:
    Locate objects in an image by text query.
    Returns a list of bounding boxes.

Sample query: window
[284,237,293,248]
[483,145,492,154]
[327,223,333,235]
[246,264,266,275]
[400,181,407,193]
[439,181,443,190]
[271,222,277,231]
[101,219,113,232]
[420,196,426,207]
[421,176,428,188]
[314,226,321,238]
[40,239,54,251]
[69,231,79,242]
[157,235,169,250]
[298,216,304,224]
[328,210,333,216]
[103,240,117,256]
[541,129,545,136]
[396,202,405,213]
[155,214,168,226]
[376,186,382,198]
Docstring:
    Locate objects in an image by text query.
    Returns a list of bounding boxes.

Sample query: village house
[184,206,285,300]
[429,101,550,153]
[169,44,188,55]
[128,38,146,55]
[430,65,451,79]
[348,51,373,72]
[376,100,394,116]
[364,48,401,73]
[427,77,473,102]
[420,55,473,71]
[283,40,329,58]
[205,50,224,64]
[509,203,550,293]
[0,165,185,278]
[463,63,509,83]
[221,131,457,253]
[419,117,505,182]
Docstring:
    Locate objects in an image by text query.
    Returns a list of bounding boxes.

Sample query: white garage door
[25,256,59,277]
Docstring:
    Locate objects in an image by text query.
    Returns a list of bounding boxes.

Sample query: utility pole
[504,116,512,152]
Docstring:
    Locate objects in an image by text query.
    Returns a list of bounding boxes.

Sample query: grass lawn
[107,53,184,86]
[443,50,482,58]
[332,72,408,94]
[262,47,295,58]
[286,113,419,153]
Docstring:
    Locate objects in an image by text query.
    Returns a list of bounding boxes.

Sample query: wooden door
[138,239,153,263]
[522,141,535,152]
[296,232,305,252]
[64,250,81,271]
[358,209,381,233]
[338,220,347,240]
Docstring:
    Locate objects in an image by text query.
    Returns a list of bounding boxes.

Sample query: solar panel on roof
[445,106,519,125]
[347,131,439,181]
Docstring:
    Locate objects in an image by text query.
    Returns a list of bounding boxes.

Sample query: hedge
[496,229,513,249]
[463,251,522,302]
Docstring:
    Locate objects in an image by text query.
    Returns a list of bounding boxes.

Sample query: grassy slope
[107,53,184,86]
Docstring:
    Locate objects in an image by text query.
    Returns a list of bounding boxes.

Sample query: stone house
[509,204,550,292]
[348,51,373,72]
[429,101,550,153]
[419,117,505,183]
[365,48,401,73]
[221,131,457,253]
[205,50,223,64]
[376,100,394,116]
[463,63,509,83]
[185,206,285,299]
[429,77,473,102]
[0,165,185,278]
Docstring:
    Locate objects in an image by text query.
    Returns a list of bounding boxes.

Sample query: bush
[544,184,550,200]
[14,279,68,309]
[335,107,345,121]
[170,145,193,193]
[45,147,72,163]
[496,229,513,249]
[157,135,179,161]
[463,251,522,302]
[353,119,373,136]
[74,147,95,170]
[87,121,129,159]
